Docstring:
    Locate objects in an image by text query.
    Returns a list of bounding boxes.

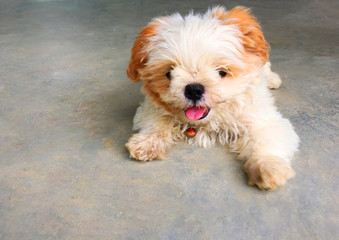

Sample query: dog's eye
[166,71,171,80]
[218,70,227,78]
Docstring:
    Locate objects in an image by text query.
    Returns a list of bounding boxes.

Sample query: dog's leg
[125,99,175,161]
[232,117,299,190]
[126,131,173,161]
[264,62,282,89]
[245,117,299,190]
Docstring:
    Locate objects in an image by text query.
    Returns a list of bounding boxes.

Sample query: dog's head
[127,6,269,122]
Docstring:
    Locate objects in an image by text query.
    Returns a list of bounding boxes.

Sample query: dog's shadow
[75,77,143,158]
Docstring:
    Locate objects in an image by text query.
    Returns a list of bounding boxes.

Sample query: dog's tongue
[185,106,205,120]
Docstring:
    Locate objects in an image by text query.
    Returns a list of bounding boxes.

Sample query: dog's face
[127,6,268,122]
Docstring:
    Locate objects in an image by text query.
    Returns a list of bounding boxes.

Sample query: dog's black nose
[184,84,205,102]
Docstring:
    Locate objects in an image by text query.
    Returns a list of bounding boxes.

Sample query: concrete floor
[0,0,338,239]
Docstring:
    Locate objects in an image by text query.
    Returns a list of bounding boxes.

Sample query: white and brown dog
[125,6,299,190]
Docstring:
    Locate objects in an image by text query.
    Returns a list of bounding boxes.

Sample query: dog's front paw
[126,133,169,161]
[243,156,295,190]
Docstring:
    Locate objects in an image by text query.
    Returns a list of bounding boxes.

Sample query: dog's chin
[184,106,210,121]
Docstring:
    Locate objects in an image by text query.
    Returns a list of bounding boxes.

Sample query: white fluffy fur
[149,12,246,69]
[126,7,299,190]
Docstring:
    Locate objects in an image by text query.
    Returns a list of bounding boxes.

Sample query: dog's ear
[226,6,269,64]
[127,22,159,82]
[211,6,269,65]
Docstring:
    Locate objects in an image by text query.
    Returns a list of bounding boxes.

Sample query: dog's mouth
[184,106,210,120]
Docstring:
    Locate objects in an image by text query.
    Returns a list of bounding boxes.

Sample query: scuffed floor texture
[0,0,338,239]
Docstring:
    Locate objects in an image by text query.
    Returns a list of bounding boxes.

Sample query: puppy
[125,6,299,190]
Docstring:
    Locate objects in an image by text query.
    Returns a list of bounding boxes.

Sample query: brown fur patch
[226,7,269,64]
[127,22,159,82]
[140,61,179,114]
[127,20,178,114]
[140,61,173,93]
[211,6,270,65]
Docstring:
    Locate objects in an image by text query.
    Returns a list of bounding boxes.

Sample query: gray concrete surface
[0,0,338,239]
